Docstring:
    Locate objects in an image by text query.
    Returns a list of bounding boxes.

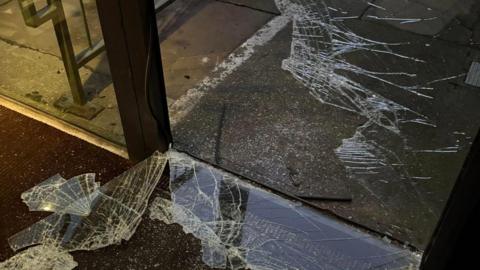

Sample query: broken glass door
[0,0,125,145]
[165,0,480,252]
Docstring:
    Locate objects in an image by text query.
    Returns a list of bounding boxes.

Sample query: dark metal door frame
[420,128,480,269]
[96,0,171,161]
[95,0,480,268]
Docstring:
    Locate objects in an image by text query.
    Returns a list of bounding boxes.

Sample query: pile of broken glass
[1,150,419,270]
[1,151,167,270]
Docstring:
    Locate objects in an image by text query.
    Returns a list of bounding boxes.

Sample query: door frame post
[96,0,172,161]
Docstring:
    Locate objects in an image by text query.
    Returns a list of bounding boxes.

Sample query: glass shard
[8,151,167,252]
[21,174,99,216]
[149,150,420,270]
[277,0,433,135]
[465,62,480,88]
[0,245,77,270]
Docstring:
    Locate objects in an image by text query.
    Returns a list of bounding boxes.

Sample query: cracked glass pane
[149,150,420,270]
[169,0,478,248]
[8,151,167,252]
[21,173,99,216]
[278,0,434,132]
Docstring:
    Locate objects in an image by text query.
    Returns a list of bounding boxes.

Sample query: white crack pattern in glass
[149,150,420,270]
[275,0,467,198]
[20,174,100,216]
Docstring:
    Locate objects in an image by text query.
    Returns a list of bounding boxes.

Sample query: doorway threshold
[0,94,128,159]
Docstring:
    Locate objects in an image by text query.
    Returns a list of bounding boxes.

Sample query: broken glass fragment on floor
[8,151,167,252]
[149,151,420,270]
[21,173,99,216]
[276,0,466,203]
[0,245,77,270]
[465,62,480,88]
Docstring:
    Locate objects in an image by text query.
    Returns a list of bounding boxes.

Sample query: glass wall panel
[0,0,124,145]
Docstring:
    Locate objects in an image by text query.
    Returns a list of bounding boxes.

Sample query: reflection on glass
[0,0,124,145]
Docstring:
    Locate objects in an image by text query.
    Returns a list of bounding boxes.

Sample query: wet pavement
[159,0,275,101]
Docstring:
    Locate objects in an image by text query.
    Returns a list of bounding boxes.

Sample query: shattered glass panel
[0,245,77,270]
[273,0,474,241]
[149,151,420,270]
[21,174,99,216]
[170,0,478,248]
[8,151,167,252]
[278,0,434,134]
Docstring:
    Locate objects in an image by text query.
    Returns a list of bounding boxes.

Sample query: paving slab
[217,0,280,14]
[172,23,361,200]
[363,0,477,37]
[158,0,274,100]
